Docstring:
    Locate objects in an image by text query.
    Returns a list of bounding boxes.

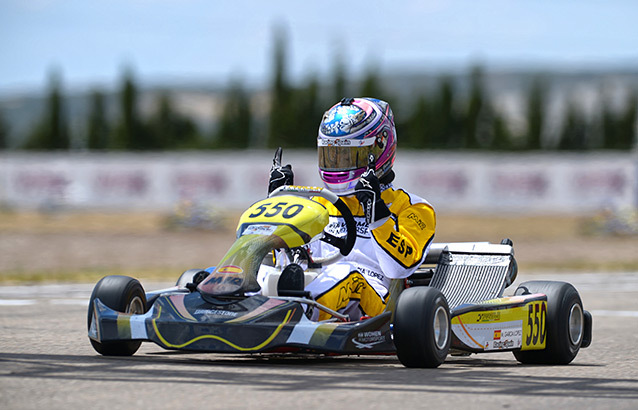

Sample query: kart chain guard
[428,244,514,310]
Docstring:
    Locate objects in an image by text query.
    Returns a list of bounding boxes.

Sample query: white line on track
[0,299,87,306]
[0,299,36,306]
[590,310,638,318]
[49,299,89,306]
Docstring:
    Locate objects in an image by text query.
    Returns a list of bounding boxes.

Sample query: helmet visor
[318,137,385,172]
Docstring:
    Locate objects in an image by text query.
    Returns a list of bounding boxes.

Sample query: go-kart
[88,185,592,368]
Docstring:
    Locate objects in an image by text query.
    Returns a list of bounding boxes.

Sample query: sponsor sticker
[217,265,243,275]
[485,327,522,351]
[242,224,277,236]
[194,309,238,317]
[325,218,370,237]
[484,339,518,350]
[356,265,386,281]
[451,316,524,351]
[406,212,427,230]
[352,330,386,349]
[476,311,501,322]
[285,186,324,194]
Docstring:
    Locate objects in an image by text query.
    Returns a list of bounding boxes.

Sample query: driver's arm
[369,198,436,279]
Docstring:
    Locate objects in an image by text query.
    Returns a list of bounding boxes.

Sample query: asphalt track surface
[1,272,637,410]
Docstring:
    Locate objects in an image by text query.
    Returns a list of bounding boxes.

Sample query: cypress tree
[267,24,295,148]
[465,66,485,149]
[525,76,547,150]
[24,69,70,150]
[601,98,617,149]
[617,91,637,150]
[491,110,512,151]
[147,92,201,150]
[215,80,252,149]
[0,110,8,149]
[558,100,588,150]
[86,89,110,150]
[403,95,432,149]
[431,76,457,148]
[293,75,321,148]
[360,66,382,99]
[332,49,347,103]
[113,67,148,150]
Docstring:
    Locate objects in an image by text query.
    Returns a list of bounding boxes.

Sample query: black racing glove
[268,147,294,194]
[355,155,391,225]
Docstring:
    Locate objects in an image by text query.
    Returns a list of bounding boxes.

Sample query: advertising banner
[0,151,635,214]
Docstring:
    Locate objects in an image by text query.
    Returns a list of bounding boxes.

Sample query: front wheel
[513,281,586,365]
[87,275,147,356]
[393,287,451,368]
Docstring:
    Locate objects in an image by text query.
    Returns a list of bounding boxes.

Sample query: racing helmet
[318,97,397,195]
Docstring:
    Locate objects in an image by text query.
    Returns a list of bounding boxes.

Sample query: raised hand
[268,147,294,194]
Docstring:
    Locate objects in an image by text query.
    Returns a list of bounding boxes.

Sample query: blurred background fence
[1,151,635,214]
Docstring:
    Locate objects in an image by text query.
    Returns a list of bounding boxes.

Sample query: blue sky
[1,0,637,94]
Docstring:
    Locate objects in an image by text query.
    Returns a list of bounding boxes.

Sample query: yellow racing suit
[302,184,436,320]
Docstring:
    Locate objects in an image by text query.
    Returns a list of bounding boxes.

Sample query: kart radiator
[428,243,515,310]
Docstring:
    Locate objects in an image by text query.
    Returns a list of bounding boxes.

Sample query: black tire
[176,268,209,288]
[87,275,147,356]
[393,287,451,368]
[513,281,584,365]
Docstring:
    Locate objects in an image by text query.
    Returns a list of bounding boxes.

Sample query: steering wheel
[269,186,356,264]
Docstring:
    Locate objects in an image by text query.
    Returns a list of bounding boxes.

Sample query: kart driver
[265,97,436,321]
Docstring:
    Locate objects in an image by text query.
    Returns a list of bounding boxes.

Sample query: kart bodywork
[88,186,592,367]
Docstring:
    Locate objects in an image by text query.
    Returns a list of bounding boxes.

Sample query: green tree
[600,96,617,149]
[430,76,458,148]
[292,74,322,148]
[214,81,252,149]
[148,92,200,149]
[86,89,110,150]
[490,110,513,151]
[359,64,396,105]
[525,76,547,150]
[24,69,70,150]
[113,67,148,150]
[360,65,382,98]
[332,49,347,102]
[617,91,637,150]
[267,24,296,148]
[402,95,433,149]
[0,110,8,149]
[465,66,486,149]
[558,100,588,150]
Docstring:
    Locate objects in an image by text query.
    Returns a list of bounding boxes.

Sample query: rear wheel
[513,281,584,365]
[393,287,451,368]
[87,275,147,356]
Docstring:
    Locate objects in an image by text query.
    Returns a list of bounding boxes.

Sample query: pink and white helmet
[318,97,397,195]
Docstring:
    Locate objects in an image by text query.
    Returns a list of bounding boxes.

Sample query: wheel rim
[433,305,449,350]
[568,303,584,345]
[126,296,145,315]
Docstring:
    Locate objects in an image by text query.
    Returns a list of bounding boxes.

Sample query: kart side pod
[393,241,591,367]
